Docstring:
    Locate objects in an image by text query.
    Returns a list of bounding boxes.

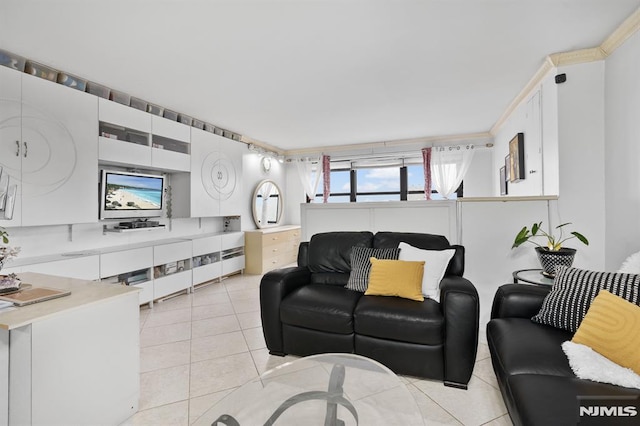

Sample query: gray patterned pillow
[345,246,400,292]
[532,266,640,332]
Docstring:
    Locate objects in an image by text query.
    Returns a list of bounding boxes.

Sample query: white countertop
[0,272,139,330]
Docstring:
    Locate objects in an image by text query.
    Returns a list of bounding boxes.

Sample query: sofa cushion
[487,318,574,378]
[373,231,464,277]
[398,242,455,301]
[506,374,640,426]
[280,284,362,334]
[345,246,400,292]
[532,266,640,332]
[571,290,640,375]
[354,295,444,345]
[310,272,350,286]
[365,258,425,301]
[308,231,374,275]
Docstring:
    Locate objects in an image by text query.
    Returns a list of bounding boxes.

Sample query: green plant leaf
[571,231,589,246]
[512,227,530,248]
[556,222,572,229]
[531,222,539,235]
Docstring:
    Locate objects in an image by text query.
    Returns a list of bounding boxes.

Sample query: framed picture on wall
[500,166,508,195]
[509,132,525,182]
[504,154,511,182]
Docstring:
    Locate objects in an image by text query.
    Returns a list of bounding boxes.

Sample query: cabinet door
[218,136,244,217]
[0,66,22,226]
[190,129,221,217]
[21,74,98,226]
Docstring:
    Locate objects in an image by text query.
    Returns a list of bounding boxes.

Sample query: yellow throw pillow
[365,258,425,302]
[572,289,640,375]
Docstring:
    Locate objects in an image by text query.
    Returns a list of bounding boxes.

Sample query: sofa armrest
[439,276,479,387]
[260,266,311,354]
[490,283,551,320]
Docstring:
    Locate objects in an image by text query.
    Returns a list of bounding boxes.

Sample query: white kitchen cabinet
[0,67,98,227]
[153,240,192,299]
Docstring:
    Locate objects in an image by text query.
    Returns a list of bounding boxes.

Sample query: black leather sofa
[260,231,480,388]
[487,284,640,426]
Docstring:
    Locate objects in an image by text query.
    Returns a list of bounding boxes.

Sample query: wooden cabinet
[245,226,301,274]
[0,67,98,226]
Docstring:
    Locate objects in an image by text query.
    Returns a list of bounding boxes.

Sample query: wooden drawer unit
[245,226,301,274]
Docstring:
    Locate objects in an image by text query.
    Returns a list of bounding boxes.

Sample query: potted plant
[512,222,589,277]
[0,226,20,271]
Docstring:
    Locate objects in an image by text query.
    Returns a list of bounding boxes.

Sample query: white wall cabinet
[192,234,222,285]
[151,115,191,171]
[221,232,245,275]
[173,128,244,218]
[0,67,98,227]
[100,247,154,305]
[98,98,152,168]
[153,240,192,299]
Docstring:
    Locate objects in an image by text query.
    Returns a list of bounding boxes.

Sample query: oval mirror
[252,180,283,228]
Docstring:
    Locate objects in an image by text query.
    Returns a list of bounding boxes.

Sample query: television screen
[100,170,164,219]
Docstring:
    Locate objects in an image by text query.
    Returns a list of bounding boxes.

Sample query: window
[314,163,462,202]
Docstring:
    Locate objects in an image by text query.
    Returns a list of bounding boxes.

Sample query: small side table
[513,269,554,286]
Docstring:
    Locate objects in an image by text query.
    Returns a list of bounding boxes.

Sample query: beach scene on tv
[104,173,163,210]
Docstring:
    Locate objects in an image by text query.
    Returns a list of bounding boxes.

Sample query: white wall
[463,148,493,197]
[556,61,606,270]
[241,152,287,231]
[604,30,640,270]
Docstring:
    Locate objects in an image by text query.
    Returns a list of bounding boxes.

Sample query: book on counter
[0,287,71,307]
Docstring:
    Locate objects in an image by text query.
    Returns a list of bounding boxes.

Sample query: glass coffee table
[199,353,423,426]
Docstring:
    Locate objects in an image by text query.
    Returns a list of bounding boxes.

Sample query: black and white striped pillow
[532,266,640,332]
[345,247,400,292]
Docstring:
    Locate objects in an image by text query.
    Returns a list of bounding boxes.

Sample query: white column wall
[555,61,606,271]
[604,30,640,270]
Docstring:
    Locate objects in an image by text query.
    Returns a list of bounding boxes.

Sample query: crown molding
[601,7,640,55]
[490,6,640,136]
[239,135,285,155]
[548,47,606,66]
[284,132,493,157]
[490,57,555,136]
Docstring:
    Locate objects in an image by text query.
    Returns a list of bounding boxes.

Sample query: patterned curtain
[421,147,432,200]
[322,155,331,203]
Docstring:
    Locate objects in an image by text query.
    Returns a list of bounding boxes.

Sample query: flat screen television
[99,170,165,220]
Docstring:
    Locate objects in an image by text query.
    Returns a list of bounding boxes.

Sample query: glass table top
[513,269,554,286]
[198,353,424,426]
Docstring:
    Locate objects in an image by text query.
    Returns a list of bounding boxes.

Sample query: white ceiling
[1,0,639,152]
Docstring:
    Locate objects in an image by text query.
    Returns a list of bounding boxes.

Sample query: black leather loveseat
[260,231,479,388]
[487,284,640,425]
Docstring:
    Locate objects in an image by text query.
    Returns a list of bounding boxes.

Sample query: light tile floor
[124,273,512,426]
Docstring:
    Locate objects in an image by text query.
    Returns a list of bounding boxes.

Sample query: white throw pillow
[562,341,640,389]
[398,242,455,302]
[618,251,640,274]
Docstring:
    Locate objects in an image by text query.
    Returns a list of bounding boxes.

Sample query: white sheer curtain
[295,157,322,202]
[431,145,475,199]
